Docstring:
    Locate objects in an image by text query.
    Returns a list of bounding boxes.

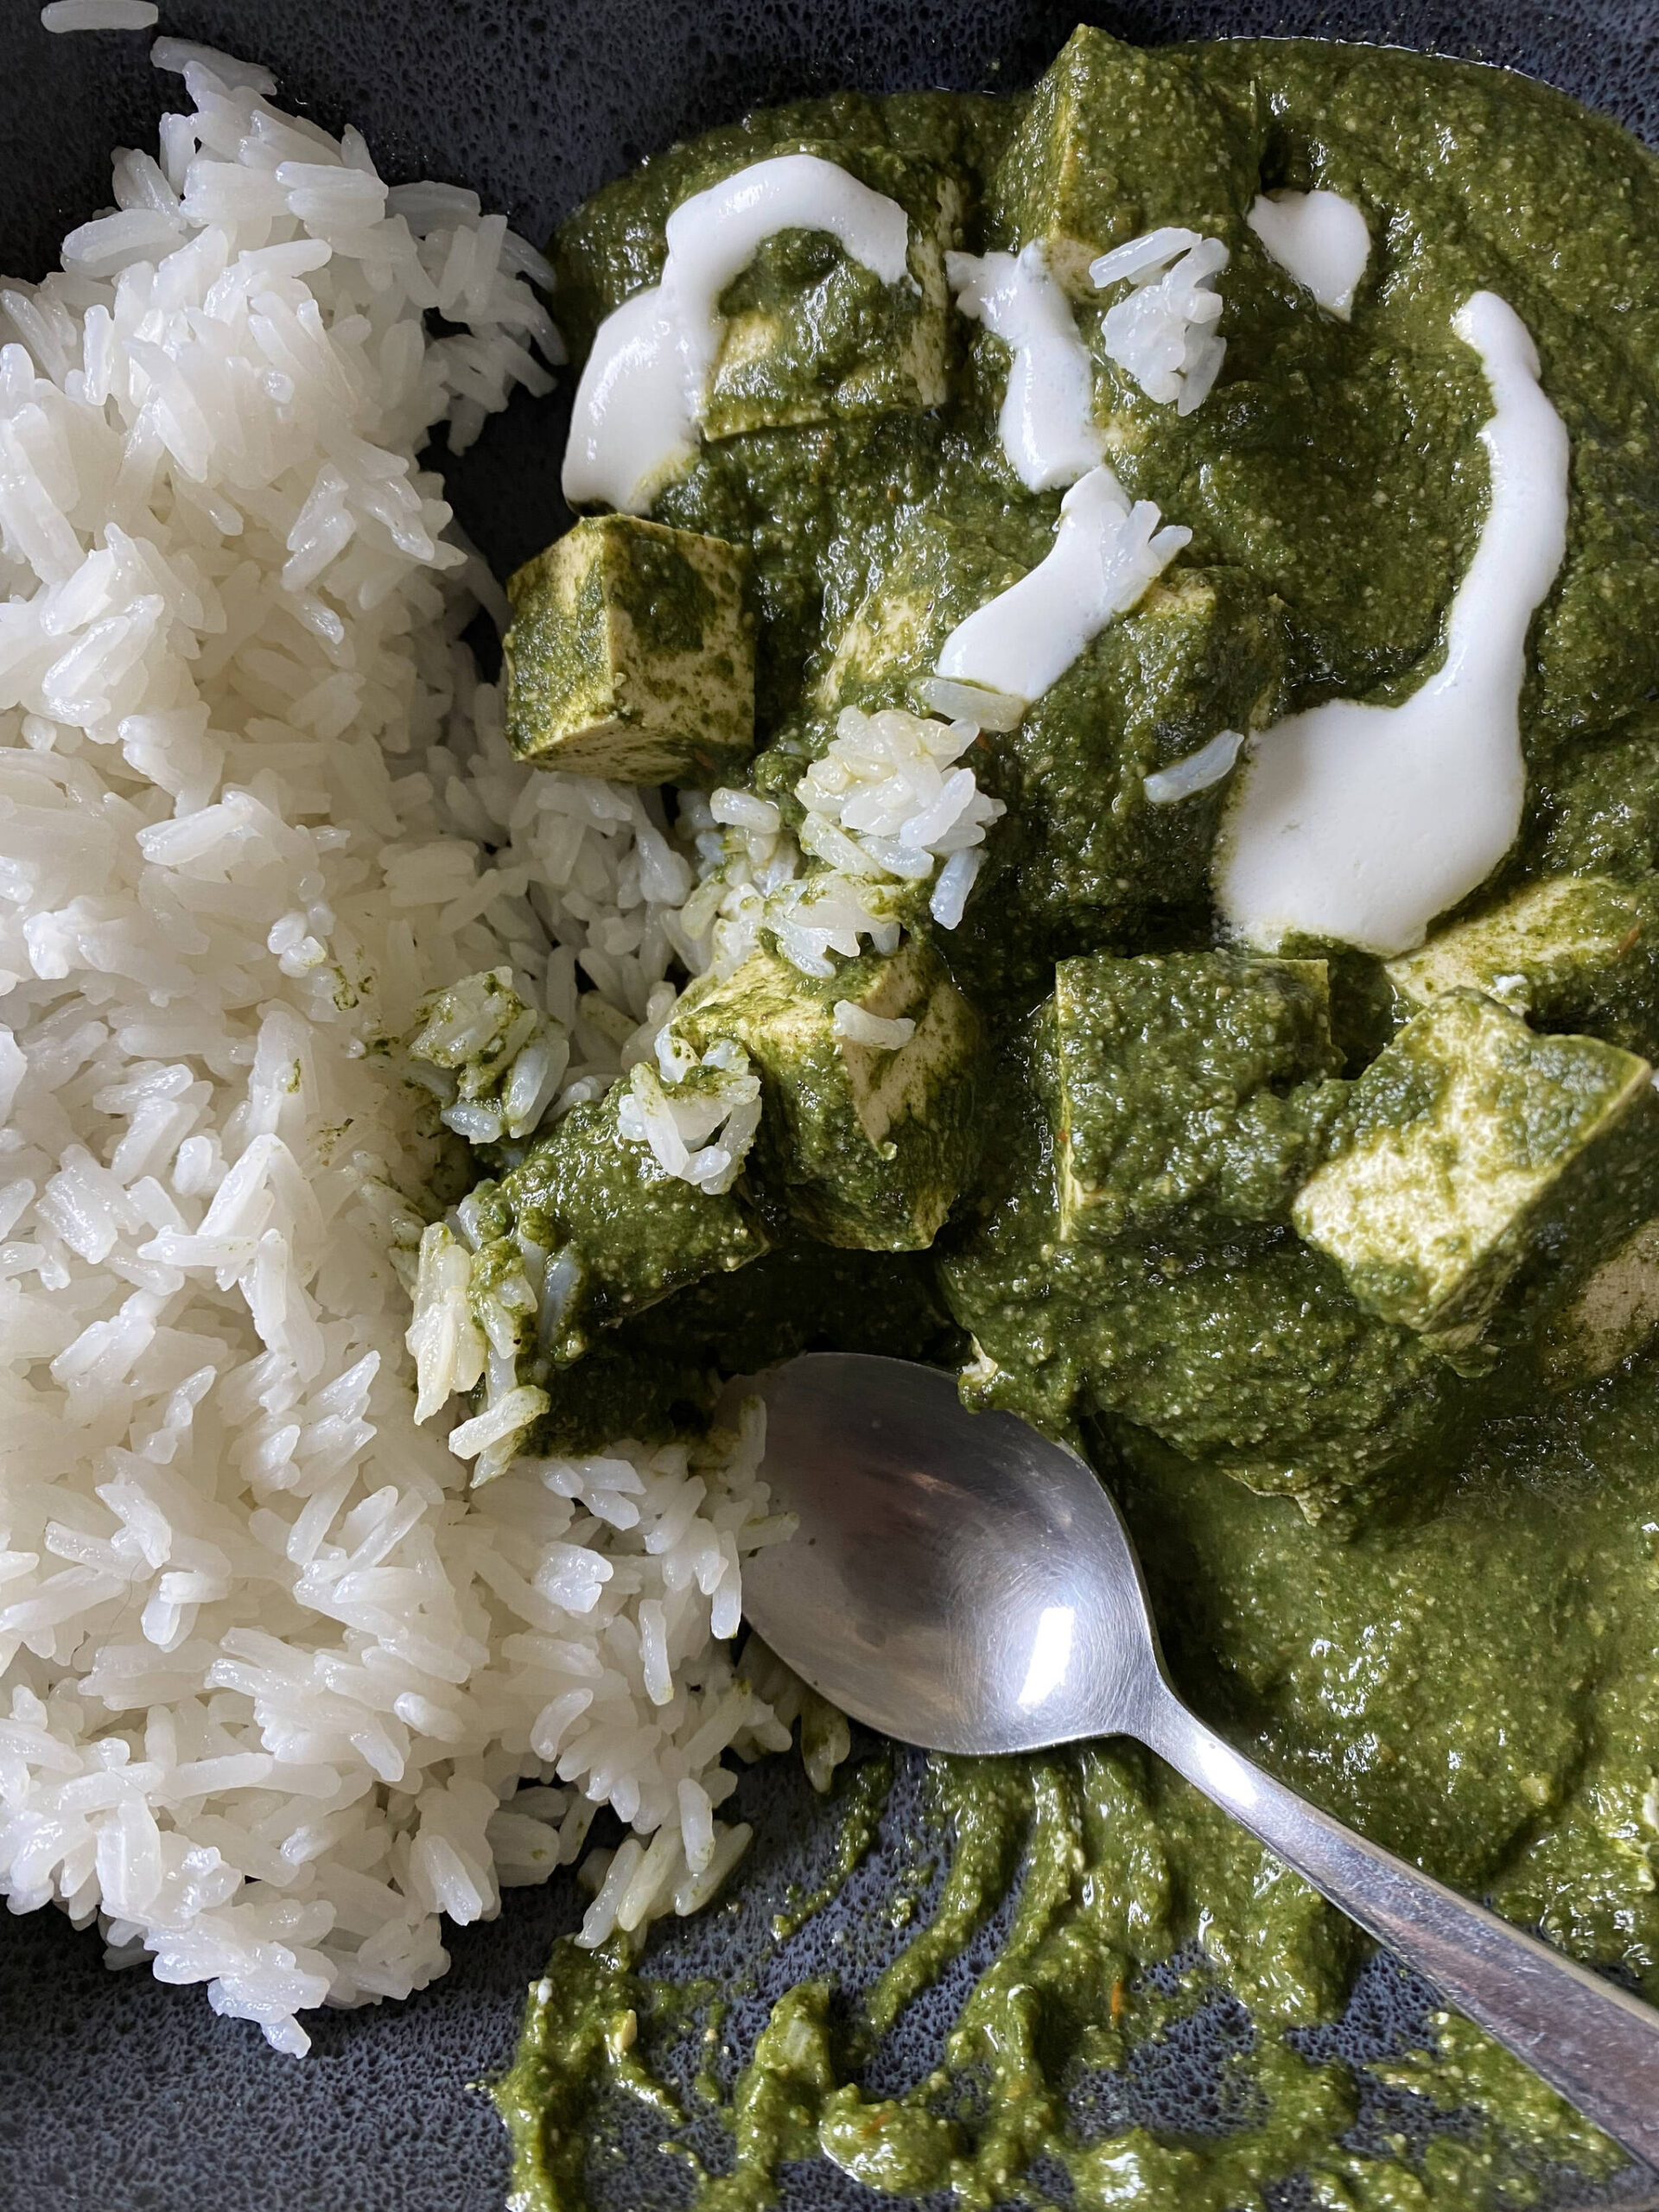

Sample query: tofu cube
[675,936,979,1249]
[815,505,1032,710]
[1046,950,1342,1243]
[702,149,961,442]
[1294,992,1659,1359]
[1541,1216,1659,1388]
[499,1083,768,1366]
[1385,874,1659,1059]
[986,27,1249,285]
[1017,567,1284,928]
[504,515,754,785]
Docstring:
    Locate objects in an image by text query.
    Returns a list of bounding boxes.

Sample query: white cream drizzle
[1217,291,1570,957]
[563,153,915,513]
[935,465,1190,707]
[1246,189,1370,319]
[562,287,696,514]
[946,241,1106,491]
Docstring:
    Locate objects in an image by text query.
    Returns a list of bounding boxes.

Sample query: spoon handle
[1141,1683,1659,2166]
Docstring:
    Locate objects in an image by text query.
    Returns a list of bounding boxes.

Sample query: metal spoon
[740,1351,1659,2166]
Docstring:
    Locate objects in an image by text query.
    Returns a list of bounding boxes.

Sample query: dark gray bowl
[3,5,1658,2210]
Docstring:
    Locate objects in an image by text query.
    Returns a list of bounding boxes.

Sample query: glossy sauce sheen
[502,28,1659,2209]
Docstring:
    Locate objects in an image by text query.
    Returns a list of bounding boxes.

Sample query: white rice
[675,703,1006,988]
[41,1,159,30]
[831,1001,916,1049]
[0,47,810,2056]
[615,1039,762,1197]
[1144,726,1246,804]
[912,672,1026,732]
[1092,226,1230,416]
[406,967,569,1146]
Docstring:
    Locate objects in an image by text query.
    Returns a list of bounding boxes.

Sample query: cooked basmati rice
[831,1001,916,1049]
[0,46,810,2055]
[1092,226,1230,416]
[674,705,1006,988]
[912,673,1026,732]
[41,0,159,30]
[615,1039,762,1197]
[1143,726,1246,804]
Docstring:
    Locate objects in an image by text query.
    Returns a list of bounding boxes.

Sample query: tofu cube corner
[987,26,1247,287]
[1385,872,1659,1059]
[1294,991,1659,1360]
[505,514,754,785]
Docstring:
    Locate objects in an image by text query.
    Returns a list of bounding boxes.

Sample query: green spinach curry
[485,27,1659,2209]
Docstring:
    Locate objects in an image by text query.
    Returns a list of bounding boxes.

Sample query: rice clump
[0,43,809,2052]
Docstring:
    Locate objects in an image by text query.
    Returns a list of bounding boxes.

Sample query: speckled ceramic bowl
[3,6,1657,2209]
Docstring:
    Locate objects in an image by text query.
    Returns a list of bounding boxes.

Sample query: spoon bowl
[741,1351,1659,2171]
[741,1350,1159,1754]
